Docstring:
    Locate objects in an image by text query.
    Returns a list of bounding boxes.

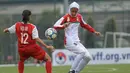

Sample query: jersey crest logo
[67,17,70,22]
[77,17,79,22]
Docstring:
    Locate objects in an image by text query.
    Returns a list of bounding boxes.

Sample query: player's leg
[31,44,52,73]
[70,53,85,71]
[75,43,91,73]
[18,50,30,73]
[44,53,52,73]
[66,43,86,73]
[75,52,91,73]
[18,59,25,73]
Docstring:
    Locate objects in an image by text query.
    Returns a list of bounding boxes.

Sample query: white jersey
[54,14,95,46]
[53,2,95,46]
[64,22,80,45]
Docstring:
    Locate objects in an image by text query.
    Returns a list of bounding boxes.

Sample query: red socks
[45,60,52,73]
[18,61,24,73]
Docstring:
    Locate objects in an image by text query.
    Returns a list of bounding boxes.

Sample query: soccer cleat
[68,70,75,73]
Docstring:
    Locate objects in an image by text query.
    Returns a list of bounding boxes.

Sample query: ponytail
[22,16,30,24]
[22,10,31,24]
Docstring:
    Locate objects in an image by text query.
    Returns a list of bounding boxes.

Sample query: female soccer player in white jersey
[53,2,101,73]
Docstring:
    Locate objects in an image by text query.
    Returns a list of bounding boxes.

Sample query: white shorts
[65,42,91,57]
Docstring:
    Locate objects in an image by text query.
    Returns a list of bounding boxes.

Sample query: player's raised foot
[68,70,75,73]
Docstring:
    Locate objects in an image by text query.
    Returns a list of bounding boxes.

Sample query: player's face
[70,8,78,17]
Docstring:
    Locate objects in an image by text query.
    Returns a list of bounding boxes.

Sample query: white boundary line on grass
[0,64,36,67]
[86,67,117,73]
[52,67,117,73]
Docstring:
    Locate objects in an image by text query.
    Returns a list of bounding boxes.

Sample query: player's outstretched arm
[94,31,101,36]
[3,24,16,33]
[81,23,101,36]
[3,28,9,33]
[32,25,55,52]
[35,38,55,52]
[80,15,101,36]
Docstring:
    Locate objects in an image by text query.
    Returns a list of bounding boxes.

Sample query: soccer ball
[45,28,57,40]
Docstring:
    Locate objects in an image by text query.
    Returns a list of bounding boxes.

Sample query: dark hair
[22,10,31,24]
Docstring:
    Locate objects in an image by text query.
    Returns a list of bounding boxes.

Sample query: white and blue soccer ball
[45,28,57,40]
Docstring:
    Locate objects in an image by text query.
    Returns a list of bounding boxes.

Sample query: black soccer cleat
[68,70,75,73]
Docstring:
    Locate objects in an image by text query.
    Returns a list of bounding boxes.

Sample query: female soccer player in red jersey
[3,10,54,73]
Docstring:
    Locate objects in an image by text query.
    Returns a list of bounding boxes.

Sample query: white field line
[82,67,117,73]
[0,64,36,67]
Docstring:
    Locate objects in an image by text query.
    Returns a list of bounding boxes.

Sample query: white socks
[75,57,91,72]
[70,53,91,73]
[70,53,85,71]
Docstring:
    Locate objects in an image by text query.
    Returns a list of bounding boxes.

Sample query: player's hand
[94,31,101,36]
[63,22,71,28]
[46,45,55,52]
[3,28,9,33]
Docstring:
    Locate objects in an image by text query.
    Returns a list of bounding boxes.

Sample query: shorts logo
[74,43,77,46]
[55,52,66,64]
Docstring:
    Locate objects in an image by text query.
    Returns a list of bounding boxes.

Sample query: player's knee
[83,53,92,61]
[47,57,51,62]
[44,54,51,62]
[80,52,85,56]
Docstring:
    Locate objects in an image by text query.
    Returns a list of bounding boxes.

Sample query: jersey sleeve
[32,26,39,39]
[80,15,95,33]
[8,24,16,34]
[53,15,67,30]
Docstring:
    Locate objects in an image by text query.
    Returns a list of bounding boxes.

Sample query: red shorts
[18,44,46,61]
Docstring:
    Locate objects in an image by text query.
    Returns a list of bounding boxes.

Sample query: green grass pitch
[0,64,130,73]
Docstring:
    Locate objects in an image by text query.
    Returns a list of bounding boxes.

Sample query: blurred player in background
[34,59,44,67]
[54,2,101,73]
[3,10,54,73]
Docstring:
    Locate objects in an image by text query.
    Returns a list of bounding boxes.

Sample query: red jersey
[15,22,36,48]
[8,22,45,61]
